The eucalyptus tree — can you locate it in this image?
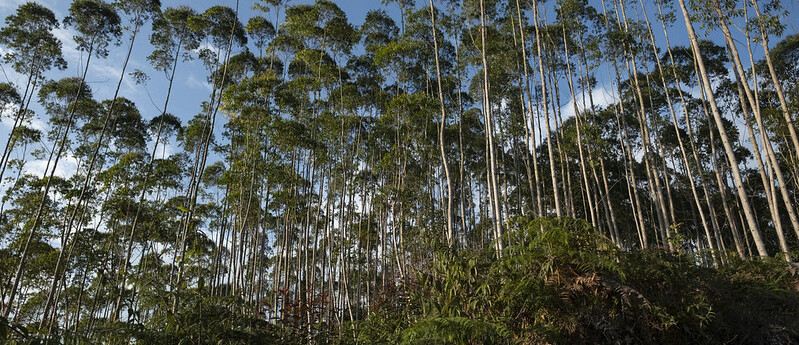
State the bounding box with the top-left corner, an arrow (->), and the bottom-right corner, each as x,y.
707,0 -> 799,253
0,174 -> 66,322
694,0 -> 794,252
173,3 -> 246,312
676,0 -> 770,257
563,0 -> 621,243
53,97 -> 150,327
38,0 -> 160,326
529,0 -> 562,221
3,76 -> 97,320
554,0 -> 602,231
3,0 -> 122,319
217,58 -> 271,304
358,8 -> 399,303
428,0 -> 454,247
510,0 -> 544,220
461,0 -> 504,257
595,0 -> 654,249
247,16 -> 276,58
0,2 -> 67,189
717,2 -> 798,257
112,6 -> 203,320
43,97 -> 151,333
662,38 -> 751,257
324,9 -> 360,328
270,0 -> 361,329
371,6 -> 418,283
637,0 -> 722,259
609,0 -> 675,250
746,0 -> 799,168
751,33 -> 799,199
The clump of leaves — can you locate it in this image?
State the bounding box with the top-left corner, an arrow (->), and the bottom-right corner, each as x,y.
345,217 -> 799,345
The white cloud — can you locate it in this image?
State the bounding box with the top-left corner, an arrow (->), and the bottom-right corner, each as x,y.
1,104 -> 19,120
88,63 -> 122,83
24,152 -> 79,179
559,84 -> 617,120
0,105 -> 48,133
194,42 -> 220,56
146,139 -> 176,159
186,73 -> 212,91
0,0 -> 61,14
27,117 -> 47,132
1,114 -> 48,133
52,27 -> 82,66
0,0 -> 24,11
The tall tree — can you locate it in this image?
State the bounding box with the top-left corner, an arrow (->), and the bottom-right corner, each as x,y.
0,3 -> 67,190
3,0 -> 121,318
675,0 -> 768,256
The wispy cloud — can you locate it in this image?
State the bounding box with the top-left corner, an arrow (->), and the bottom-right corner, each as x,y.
1,104 -> 18,120
146,139 -> 176,159
0,106 -> 47,132
186,73 -> 212,91
27,117 -> 47,132
559,84 -> 617,120
0,0 -> 62,15
0,0 -> 25,12
24,152 -> 79,179
52,27 -> 82,68
50,26 -> 146,103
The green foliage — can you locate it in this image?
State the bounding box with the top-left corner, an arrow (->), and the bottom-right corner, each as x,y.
148,6 -> 202,74
120,292 -> 301,345
401,316 -> 510,345
64,0 -> 123,57
3,1 -> 799,344
346,217 -> 799,344
0,2 -> 67,76
0,315 -> 48,345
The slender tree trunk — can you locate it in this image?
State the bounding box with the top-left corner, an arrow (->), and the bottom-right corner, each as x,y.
532,0 -> 561,218
479,0 -> 503,256
514,0 -> 543,218
675,0 -> 768,257
4,38 -> 97,318
749,0 -> 799,165
44,24 -> 143,325
560,25 -> 597,228
429,0 -> 454,247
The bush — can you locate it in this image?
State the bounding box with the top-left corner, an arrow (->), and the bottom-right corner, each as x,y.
346,217 -> 799,345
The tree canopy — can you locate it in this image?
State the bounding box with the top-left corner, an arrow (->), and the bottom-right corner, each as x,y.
1,0 -> 799,344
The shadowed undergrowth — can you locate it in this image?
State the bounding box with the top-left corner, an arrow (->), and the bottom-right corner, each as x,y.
2,217 -> 798,344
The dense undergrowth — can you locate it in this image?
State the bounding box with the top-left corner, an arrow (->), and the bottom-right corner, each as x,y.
3,218 -> 798,344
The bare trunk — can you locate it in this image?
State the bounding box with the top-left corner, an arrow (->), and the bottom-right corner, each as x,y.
676,0 -> 768,256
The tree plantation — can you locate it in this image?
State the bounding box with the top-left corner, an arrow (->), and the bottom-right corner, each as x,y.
1,0 -> 799,343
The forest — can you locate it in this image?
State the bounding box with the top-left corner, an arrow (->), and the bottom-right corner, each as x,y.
1,0 -> 799,343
